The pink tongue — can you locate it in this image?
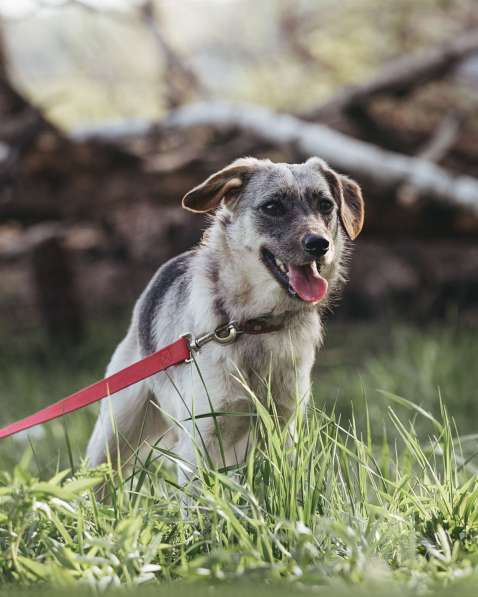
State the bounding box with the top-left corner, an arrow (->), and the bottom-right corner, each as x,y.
288,264 -> 328,303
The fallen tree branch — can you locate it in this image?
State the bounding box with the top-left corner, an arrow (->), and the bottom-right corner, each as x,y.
304,28 -> 478,121
161,101 -> 478,215
415,111 -> 464,163
71,118 -> 154,143
398,110 -> 464,205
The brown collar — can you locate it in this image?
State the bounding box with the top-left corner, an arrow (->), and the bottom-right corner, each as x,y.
188,312 -> 292,353
238,312 -> 290,335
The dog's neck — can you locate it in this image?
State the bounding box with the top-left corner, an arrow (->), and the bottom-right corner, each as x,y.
195,219 -> 313,329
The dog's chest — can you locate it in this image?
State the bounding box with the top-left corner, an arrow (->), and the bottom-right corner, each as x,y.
230,323 -> 319,402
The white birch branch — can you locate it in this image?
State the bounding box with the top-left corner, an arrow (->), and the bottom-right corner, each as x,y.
161,101 -> 478,215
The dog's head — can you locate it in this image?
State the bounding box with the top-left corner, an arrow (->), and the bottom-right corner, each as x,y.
182,157 -> 364,309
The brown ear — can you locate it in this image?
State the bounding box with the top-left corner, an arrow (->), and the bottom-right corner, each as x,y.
322,167 -> 365,240
182,157 -> 259,213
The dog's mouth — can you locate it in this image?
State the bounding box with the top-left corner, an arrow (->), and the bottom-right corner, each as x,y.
260,247 -> 328,303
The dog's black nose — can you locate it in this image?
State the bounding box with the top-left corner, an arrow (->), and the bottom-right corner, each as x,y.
303,234 -> 330,257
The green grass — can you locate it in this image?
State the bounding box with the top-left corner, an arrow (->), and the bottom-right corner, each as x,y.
317,322 -> 478,437
1,320 -> 478,595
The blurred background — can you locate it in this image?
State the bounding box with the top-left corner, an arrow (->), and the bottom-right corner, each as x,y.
0,0 -> 477,471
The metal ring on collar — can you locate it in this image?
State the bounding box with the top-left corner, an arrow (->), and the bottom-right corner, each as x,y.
213,322 -> 239,344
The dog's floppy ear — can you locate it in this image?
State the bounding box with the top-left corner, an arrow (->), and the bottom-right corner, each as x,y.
182,157 -> 260,213
317,161 -> 365,240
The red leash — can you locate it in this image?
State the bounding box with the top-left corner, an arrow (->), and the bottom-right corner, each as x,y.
0,316 -> 281,440
0,336 -> 190,440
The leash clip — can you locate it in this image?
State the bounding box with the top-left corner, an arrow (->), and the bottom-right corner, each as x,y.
211,321 -> 239,345
184,321 -> 240,361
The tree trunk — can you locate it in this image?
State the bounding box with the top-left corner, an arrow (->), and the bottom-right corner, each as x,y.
30,229 -> 84,344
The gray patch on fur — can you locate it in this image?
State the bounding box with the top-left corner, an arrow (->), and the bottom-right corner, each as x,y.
214,296 -> 230,322
207,261 -> 219,285
206,260 -> 230,321
138,251 -> 192,354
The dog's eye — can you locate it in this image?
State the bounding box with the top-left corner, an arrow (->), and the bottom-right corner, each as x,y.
318,199 -> 334,214
260,200 -> 286,217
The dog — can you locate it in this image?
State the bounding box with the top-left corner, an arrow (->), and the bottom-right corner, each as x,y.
86,156 -> 364,482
